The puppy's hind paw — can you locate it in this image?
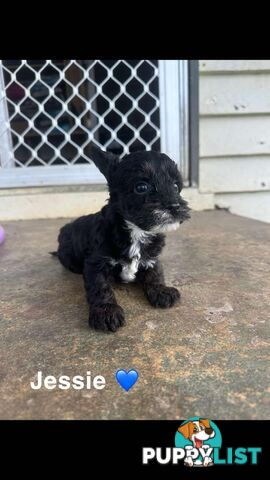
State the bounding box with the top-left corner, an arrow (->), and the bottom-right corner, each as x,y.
89,303 -> 125,332
146,285 -> 180,308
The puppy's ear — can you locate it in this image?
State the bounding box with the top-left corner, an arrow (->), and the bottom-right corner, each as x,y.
89,144 -> 120,180
200,418 -> 211,429
178,422 -> 191,439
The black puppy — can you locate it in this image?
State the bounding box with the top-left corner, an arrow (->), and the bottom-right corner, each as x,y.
54,146 -> 190,332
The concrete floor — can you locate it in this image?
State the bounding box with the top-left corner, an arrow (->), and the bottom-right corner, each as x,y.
0,211 -> 269,420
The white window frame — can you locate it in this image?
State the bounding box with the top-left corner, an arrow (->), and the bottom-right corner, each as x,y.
159,60 -> 189,184
0,60 -> 189,188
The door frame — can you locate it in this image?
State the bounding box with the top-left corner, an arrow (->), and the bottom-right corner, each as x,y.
0,60 -> 199,188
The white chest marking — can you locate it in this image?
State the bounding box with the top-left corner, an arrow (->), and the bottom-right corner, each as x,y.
117,221 -> 156,283
120,257 -> 140,282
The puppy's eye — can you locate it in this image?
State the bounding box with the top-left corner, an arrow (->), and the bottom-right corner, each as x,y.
173,183 -> 179,192
134,182 -> 150,194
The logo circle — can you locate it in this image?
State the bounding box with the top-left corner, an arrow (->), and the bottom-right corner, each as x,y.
175,417 -> 222,449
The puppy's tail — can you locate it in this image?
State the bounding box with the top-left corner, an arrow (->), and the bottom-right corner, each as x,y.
49,251 -> 58,257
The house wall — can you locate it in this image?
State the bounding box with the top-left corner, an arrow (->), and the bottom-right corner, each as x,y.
0,186 -> 213,221
199,60 -> 270,223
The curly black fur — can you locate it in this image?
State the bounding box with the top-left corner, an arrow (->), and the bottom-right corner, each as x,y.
54,145 -> 190,332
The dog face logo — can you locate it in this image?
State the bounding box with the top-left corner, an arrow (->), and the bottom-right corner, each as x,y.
178,418 -> 215,449
175,417 -> 222,467
143,419 -> 261,467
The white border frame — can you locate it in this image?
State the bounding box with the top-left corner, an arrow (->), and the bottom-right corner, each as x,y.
0,65 -> 14,169
0,164 -> 105,188
159,60 -> 189,184
0,60 -> 189,188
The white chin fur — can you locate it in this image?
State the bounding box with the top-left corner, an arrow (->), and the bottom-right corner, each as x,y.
125,219 -> 180,235
151,222 -> 180,233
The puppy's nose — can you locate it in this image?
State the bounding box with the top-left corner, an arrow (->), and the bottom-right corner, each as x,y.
205,428 -> 213,435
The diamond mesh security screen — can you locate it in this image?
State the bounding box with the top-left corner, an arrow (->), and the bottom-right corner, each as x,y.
0,60 -> 190,188
0,60 -> 160,169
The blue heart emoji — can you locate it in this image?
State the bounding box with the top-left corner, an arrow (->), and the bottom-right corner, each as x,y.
115,369 -> 139,391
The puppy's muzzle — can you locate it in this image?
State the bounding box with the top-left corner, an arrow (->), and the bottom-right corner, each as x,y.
166,204 -> 181,214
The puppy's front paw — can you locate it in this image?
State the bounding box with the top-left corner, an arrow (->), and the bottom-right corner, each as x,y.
146,285 -> 180,308
203,456 -> 213,467
184,457 -> 194,467
89,303 -> 125,332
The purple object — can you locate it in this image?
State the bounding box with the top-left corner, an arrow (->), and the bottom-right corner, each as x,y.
0,225 -> 5,245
